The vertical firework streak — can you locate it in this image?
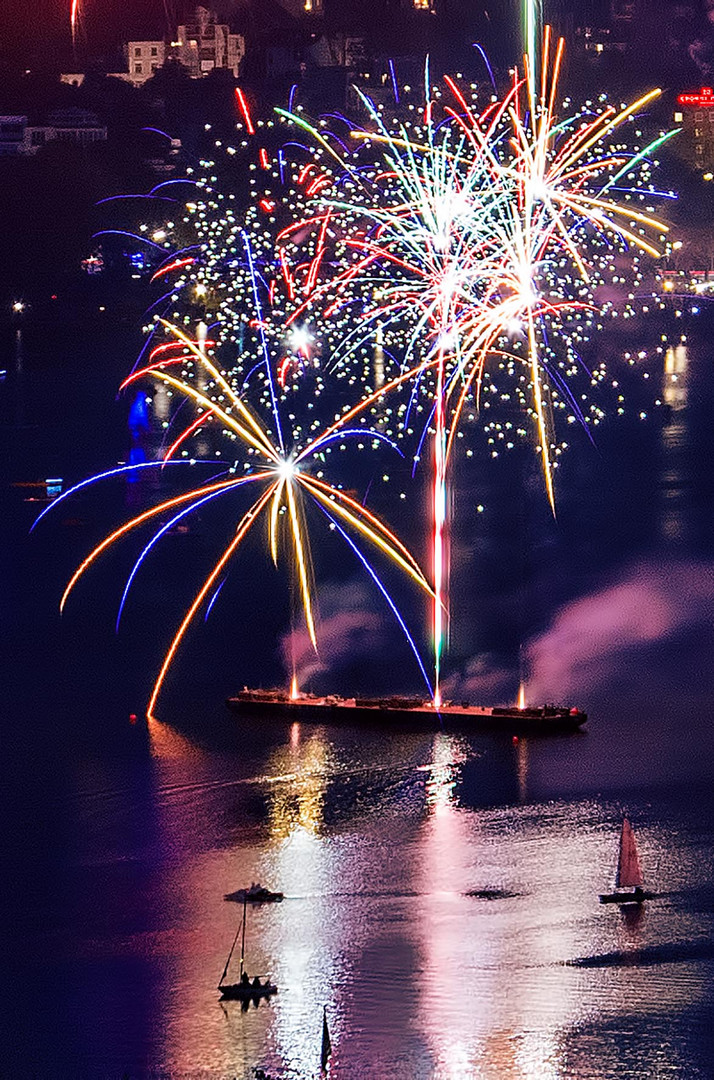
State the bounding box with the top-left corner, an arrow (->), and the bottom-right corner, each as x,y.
432,345 -> 447,707
70,0 -> 80,48
523,0 -> 542,95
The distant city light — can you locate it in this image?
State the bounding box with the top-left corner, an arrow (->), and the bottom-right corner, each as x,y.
677,87 -> 714,107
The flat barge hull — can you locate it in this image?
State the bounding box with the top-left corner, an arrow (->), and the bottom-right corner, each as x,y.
227,695 -> 587,735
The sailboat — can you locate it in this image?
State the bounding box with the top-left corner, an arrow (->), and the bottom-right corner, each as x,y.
599,818 -> 654,904
218,898 -> 278,1000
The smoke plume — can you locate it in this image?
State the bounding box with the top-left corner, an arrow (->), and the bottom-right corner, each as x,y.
280,579 -> 386,687
446,558 -> 714,705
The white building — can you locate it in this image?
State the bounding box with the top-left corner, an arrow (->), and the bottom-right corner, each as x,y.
114,9 -> 244,86
173,7 -> 244,78
125,41 -> 166,86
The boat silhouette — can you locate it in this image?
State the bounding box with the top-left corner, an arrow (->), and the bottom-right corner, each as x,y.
599,818 -> 654,905
218,897 -> 278,1001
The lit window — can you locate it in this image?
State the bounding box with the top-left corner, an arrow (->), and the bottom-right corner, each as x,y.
674,111 -> 683,122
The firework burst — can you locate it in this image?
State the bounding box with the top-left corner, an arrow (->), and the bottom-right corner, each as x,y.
38,321 -> 433,719
273,33 -> 673,701
67,33 -> 674,710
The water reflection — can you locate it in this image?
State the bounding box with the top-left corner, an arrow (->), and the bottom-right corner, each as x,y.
423,732 -> 464,816
418,735 -> 479,1077
659,342 -> 690,544
262,727 -> 343,1076
266,725 -> 330,842
516,737 -> 529,804
14,327 -> 24,429
29,714 -> 714,1079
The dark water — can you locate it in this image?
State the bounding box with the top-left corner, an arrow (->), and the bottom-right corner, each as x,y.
2,306 -> 714,1078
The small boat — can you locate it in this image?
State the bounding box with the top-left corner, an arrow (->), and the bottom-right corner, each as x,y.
224,882 -> 284,904
218,898 -> 278,1001
599,818 -> 654,905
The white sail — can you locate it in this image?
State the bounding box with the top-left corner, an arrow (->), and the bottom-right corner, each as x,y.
616,818 -> 643,889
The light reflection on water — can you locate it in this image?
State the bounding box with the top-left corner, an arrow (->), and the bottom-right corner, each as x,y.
45,720 -> 713,1079
660,343 -> 690,545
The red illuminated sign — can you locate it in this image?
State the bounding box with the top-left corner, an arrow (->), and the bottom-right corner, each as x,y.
678,87 -> 714,107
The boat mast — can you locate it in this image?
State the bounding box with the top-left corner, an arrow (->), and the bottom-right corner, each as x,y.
219,914 -> 243,987
239,895 -> 247,979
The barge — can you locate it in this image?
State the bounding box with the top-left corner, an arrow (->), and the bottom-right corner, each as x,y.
227,689 -> 587,734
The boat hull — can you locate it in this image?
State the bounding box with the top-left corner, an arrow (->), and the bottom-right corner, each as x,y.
219,982 -> 278,1000
599,889 -> 654,905
224,890 -> 283,904
227,693 -> 587,735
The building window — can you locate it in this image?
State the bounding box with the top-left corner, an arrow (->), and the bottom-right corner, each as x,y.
134,47 -> 142,57
151,46 -> 158,56
134,63 -> 143,74
151,63 -> 158,72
